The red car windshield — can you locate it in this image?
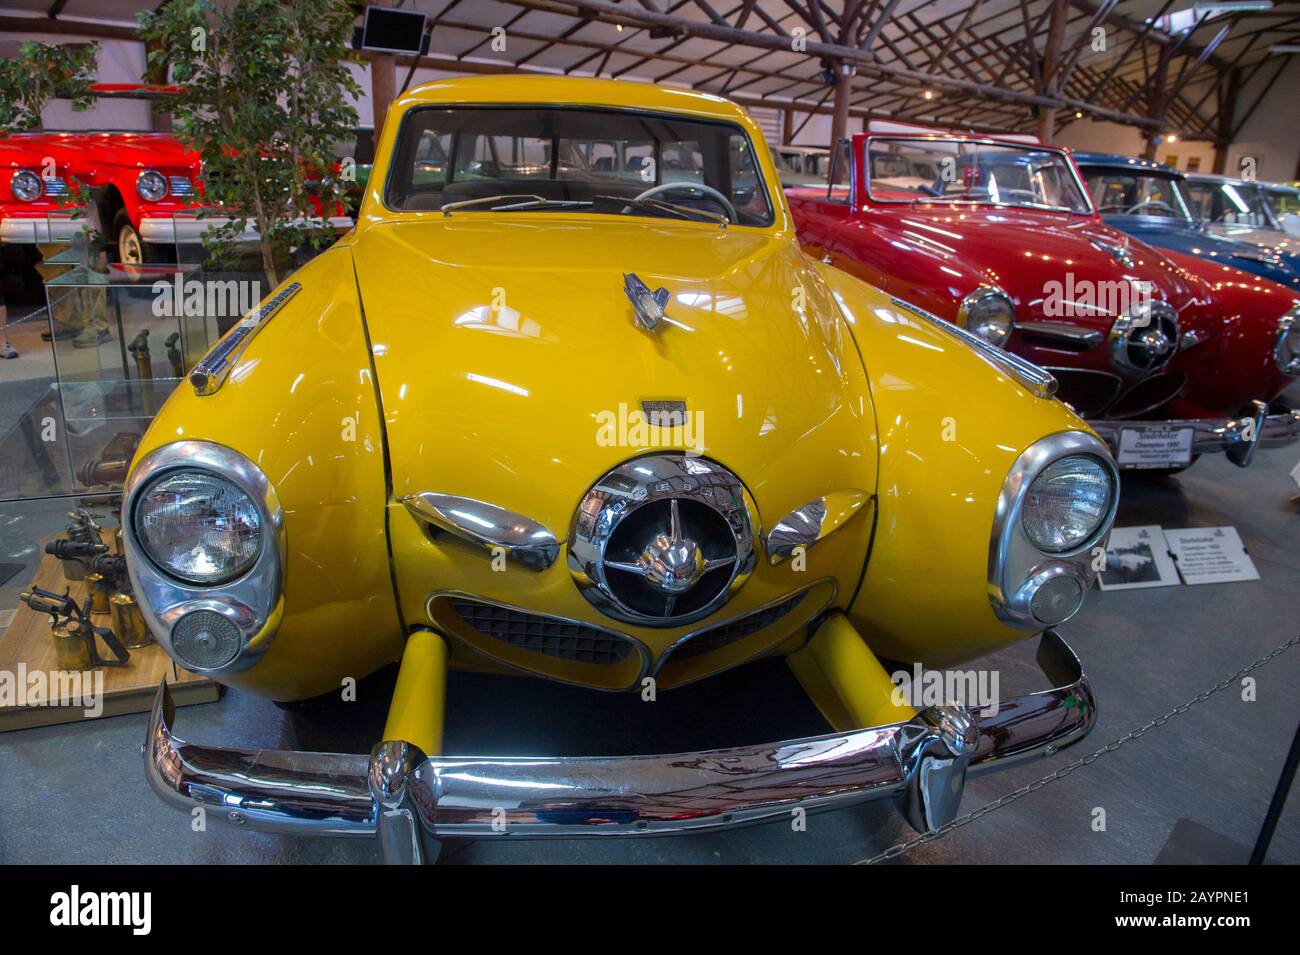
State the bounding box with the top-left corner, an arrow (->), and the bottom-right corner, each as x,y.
866,137 -> 1091,213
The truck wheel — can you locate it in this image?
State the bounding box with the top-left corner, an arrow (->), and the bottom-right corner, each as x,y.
112,211 -> 171,264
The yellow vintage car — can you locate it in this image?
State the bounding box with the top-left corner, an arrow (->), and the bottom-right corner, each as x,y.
130,76 -> 1118,863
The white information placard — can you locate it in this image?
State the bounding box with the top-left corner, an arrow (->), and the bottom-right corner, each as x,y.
1097,525 -> 1180,591
1164,526 -> 1260,586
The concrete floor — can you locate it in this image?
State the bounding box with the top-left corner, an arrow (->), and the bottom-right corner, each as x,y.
1,397 -> 1298,864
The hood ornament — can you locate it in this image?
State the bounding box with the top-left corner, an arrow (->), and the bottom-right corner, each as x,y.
1089,236 -> 1135,269
624,273 -> 670,332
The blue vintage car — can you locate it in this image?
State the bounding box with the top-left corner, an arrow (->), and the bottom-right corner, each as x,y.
1072,152 -> 1300,292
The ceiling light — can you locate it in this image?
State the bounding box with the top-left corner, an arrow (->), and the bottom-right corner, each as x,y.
1270,44 -> 1300,53
1193,1 -> 1273,12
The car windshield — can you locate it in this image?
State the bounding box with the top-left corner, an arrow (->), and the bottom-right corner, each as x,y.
1081,169 -> 1193,221
1187,179 -> 1274,228
865,137 -> 1090,213
385,106 -> 774,226
1263,185 -> 1300,219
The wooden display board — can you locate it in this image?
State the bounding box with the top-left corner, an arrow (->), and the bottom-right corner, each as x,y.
0,532 -> 218,731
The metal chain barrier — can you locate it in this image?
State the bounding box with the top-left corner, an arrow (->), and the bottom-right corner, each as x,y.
856,635 -> 1300,865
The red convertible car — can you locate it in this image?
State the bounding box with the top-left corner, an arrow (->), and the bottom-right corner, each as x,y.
789,128 -> 1300,472
0,132 -> 353,263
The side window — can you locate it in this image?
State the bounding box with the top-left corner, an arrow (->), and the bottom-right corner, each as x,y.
826,139 -> 852,204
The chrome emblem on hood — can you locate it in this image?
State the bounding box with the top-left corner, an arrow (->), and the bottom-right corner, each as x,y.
1089,236 -> 1135,269
624,273 -> 670,332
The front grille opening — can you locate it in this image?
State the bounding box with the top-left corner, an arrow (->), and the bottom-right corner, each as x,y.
449,598 -> 632,665
1110,371 -> 1187,418
671,592 -> 807,662
604,497 -> 735,618
1050,368 -> 1123,417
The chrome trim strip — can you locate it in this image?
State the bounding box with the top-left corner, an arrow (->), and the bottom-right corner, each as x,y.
987,431 -> 1119,630
402,492 -> 559,571
143,630 -> 1094,858
425,592 -> 652,691
766,491 -> 869,564
1016,320 -> 1104,348
189,282 -> 301,396
123,441 -> 285,675
890,296 -> 1059,399
1088,404 -> 1300,469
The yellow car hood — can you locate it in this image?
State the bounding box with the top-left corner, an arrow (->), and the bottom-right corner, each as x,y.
351,214 -> 878,554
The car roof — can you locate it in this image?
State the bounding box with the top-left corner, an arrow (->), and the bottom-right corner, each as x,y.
1183,171 -> 1258,187
396,75 -> 753,125
774,145 -> 829,154
1071,152 -> 1181,176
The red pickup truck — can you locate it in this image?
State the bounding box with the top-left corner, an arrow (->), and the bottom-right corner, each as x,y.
0,132 -> 353,262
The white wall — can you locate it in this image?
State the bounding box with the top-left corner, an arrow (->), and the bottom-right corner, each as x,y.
10,35 -> 155,130
1227,56 -> 1300,182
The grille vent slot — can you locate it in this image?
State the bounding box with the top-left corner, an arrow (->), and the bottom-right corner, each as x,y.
449,598 -> 633,665
669,591 -> 807,662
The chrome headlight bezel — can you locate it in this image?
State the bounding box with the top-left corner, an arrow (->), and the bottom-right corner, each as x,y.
958,286 -> 1015,348
123,441 -> 284,675
1275,306 -> 1300,376
988,431 -> 1119,630
136,168 -> 168,201
10,169 -> 42,201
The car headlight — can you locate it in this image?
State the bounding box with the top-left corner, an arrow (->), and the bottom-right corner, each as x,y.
1020,454 -> 1114,553
10,170 -> 42,201
959,286 -> 1014,347
1275,306 -> 1300,376
136,169 -> 168,201
134,470 -> 263,584
990,433 -> 1118,630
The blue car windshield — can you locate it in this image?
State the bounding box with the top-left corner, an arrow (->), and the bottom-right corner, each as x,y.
1082,169 -> 1194,222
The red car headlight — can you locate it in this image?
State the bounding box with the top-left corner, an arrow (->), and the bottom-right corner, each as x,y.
10,170 -> 42,201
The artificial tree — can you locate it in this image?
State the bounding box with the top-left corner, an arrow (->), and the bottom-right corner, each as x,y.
137,0 -> 361,286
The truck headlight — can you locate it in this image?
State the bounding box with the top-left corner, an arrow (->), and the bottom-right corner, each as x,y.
11,170 -> 42,201
958,286 -> 1014,347
134,470 -> 263,584
136,169 -> 168,201
1020,455 -> 1114,553
1275,306 -> 1300,376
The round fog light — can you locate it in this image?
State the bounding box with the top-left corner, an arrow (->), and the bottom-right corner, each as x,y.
1029,575 -> 1084,626
172,610 -> 242,670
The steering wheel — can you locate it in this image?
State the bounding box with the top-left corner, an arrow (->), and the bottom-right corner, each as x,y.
633,182 -> 738,222
1125,199 -> 1179,216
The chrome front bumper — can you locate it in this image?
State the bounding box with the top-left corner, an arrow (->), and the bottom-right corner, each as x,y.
140,215 -> 354,245
145,630 -> 1095,863
1089,400 -> 1300,469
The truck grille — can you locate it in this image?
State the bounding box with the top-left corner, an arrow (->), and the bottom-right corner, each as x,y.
449,597 -> 633,665
169,177 -> 193,196
667,591 -> 807,663
42,177 -> 68,197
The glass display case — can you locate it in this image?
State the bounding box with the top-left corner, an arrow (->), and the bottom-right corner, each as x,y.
0,237 -> 208,501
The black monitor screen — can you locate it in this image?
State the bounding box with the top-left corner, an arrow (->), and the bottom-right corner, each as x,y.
361,7 -> 427,54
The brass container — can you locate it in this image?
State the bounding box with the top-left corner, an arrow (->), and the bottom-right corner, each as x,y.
61,558 -> 87,582
53,621 -> 92,671
85,573 -> 111,615
112,527 -> 125,556
110,592 -> 153,649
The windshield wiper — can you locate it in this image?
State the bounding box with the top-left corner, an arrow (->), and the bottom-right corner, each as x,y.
596,195 -> 728,228
441,194 -> 591,216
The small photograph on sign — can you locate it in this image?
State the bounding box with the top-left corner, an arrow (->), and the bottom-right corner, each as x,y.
1164,526 -> 1260,586
1097,525 -> 1180,591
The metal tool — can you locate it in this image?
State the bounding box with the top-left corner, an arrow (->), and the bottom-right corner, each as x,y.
20,587 -> 131,668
